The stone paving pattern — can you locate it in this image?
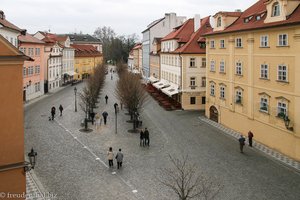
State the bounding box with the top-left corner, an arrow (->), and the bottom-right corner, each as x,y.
24,68 -> 300,200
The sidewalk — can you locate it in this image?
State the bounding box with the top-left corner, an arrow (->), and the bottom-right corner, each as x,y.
199,116 -> 300,172
26,171 -> 52,200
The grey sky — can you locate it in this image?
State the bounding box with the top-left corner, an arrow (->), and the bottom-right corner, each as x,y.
2,0 -> 257,39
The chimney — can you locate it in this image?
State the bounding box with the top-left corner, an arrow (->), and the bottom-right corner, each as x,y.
0,10 -> 5,20
194,14 -> 201,32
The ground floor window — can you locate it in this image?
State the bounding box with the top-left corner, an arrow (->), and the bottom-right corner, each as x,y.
190,97 -> 196,104
202,97 -> 206,104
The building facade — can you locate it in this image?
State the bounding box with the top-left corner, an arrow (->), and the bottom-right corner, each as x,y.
0,34 -> 30,199
132,43 -> 143,73
205,0 -> 300,160
149,38 -> 161,79
62,34 -> 103,53
142,13 -> 186,79
19,33 -> 45,101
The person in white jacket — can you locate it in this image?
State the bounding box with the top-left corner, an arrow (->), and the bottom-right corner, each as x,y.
107,147 -> 114,167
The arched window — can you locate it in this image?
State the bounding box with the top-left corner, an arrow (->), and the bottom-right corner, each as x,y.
272,2 -> 280,17
217,17 -> 222,27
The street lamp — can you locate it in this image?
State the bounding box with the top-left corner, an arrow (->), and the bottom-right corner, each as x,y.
114,103 -> 119,134
25,148 -> 37,172
74,87 -> 77,112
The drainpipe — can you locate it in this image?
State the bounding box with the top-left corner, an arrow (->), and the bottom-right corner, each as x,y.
179,53 -> 183,103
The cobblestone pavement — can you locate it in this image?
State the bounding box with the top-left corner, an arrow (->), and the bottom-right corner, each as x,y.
25,69 -> 300,200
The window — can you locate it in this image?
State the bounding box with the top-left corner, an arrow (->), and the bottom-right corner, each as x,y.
278,34 -> 287,46
260,97 -> 268,112
220,39 -> 225,48
260,64 -> 268,79
35,48 -> 40,56
23,67 -> 26,77
202,97 -> 206,104
277,102 -> 287,118
201,77 -> 206,87
22,48 -> 26,54
190,58 -> 196,67
190,97 -> 196,105
272,2 -> 280,17
190,77 -> 196,89
217,17 -> 222,27
236,62 -> 242,75
210,40 -> 215,48
236,38 -> 242,48
260,35 -> 269,47
220,86 -> 225,99
220,61 -> 225,73
210,83 -> 215,96
235,90 -> 242,104
210,60 -> 215,72
35,65 -> 40,74
278,65 -> 287,81
201,58 -> 206,68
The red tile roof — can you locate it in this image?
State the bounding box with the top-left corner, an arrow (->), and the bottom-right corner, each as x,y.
205,0 -> 300,36
161,19 -> 194,43
213,11 -> 242,18
19,33 -> 45,44
0,11 -> 26,34
132,43 -> 142,50
71,44 -> 102,57
175,16 -> 212,54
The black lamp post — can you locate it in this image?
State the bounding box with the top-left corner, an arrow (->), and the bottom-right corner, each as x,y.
114,103 -> 119,134
25,148 -> 37,171
74,87 -> 77,112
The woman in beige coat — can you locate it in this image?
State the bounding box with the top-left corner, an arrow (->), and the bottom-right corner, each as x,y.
107,147 -> 114,167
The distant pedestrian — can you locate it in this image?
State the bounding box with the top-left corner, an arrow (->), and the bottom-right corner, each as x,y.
248,131 -> 254,147
105,95 -> 108,104
102,111 -> 108,125
107,147 -> 114,168
144,128 -> 150,146
115,149 -> 124,169
51,106 -> 56,120
59,105 -> 63,116
120,102 -> 123,110
95,113 -> 100,129
140,129 -> 145,146
111,74 -> 113,80
90,112 -> 95,125
238,135 -> 246,153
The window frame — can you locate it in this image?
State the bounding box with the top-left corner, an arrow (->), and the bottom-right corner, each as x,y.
236,38 -> 242,48
190,58 -> 196,68
210,40 -> 215,48
210,60 -> 215,72
190,97 -> 196,105
210,83 -> 215,96
260,64 -> 269,79
272,2 -> 280,17
220,39 -> 225,48
278,34 -> 288,46
277,64 -> 288,82
220,60 -> 225,73
260,35 -> 269,47
236,61 -> 243,75
220,86 -> 225,99
260,97 -> 269,113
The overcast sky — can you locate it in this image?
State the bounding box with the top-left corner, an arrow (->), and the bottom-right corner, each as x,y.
2,0 -> 257,40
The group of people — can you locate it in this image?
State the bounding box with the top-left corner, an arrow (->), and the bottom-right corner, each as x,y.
238,131 -> 254,153
140,128 -> 150,147
50,105 -> 64,120
107,147 -> 123,169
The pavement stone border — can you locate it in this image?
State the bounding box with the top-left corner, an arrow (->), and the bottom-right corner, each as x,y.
26,171 -> 51,200
199,116 -> 300,172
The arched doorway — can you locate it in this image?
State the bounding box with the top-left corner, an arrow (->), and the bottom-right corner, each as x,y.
209,106 -> 218,123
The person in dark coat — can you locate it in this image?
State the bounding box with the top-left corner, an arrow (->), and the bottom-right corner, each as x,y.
59,105 -> 63,116
140,129 -> 145,146
105,95 -> 108,104
115,149 -> 124,169
51,106 -> 56,120
102,111 -> 108,125
238,135 -> 246,153
248,131 -> 254,147
144,128 -> 150,146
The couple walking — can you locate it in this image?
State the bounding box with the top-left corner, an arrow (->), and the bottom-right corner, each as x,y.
50,105 -> 64,120
107,147 -> 123,169
238,131 -> 254,153
140,128 -> 150,147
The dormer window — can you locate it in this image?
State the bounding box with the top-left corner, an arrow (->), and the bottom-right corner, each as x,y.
272,2 -> 280,17
217,17 -> 222,27
256,15 -> 261,21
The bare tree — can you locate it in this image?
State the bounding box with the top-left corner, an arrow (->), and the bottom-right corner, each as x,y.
115,71 -> 148,131
157,154 -> 223,200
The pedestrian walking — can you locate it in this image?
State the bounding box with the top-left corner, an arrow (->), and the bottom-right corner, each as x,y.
115,149 -> 124,169
105,95 -> 108,104
238,135 -> 246,153
140,129 -> 145,146
144,128 -> 150,146
111,74 -> 113,80
102,111 -> 108,125
120,102 -> 123,110
90,112 -> 95,125
107,147 -> 114,168
51,106 -> 56,120
59,105 -> 63,116
95,113 -> 100,130
248,131 -> 254,147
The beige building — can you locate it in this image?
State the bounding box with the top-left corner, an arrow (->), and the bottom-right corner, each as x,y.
157,16 -> 212,110
132,43 -> 142,73
149,38 -> 161,79
205,0 -> 300,160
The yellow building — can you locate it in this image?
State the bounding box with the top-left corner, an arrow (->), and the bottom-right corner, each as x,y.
205,0 -> 300,160
71,44 -> 103,80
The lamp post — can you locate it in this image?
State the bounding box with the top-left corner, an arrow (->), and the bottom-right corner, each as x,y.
114,103 -> 119,134
74,87 -> 77,112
